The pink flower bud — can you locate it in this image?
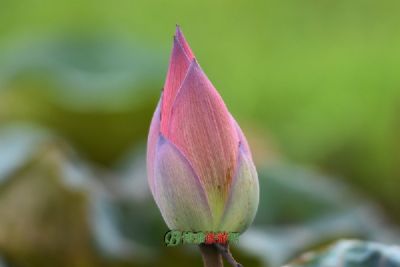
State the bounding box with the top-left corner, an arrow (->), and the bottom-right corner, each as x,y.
147,26 -> 259,233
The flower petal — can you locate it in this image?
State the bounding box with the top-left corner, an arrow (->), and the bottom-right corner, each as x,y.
154,136 -> 213,231
175,25 -> 195,59
161,37 -> 191,135
218,144 -> 259,232
231,115 -> 253,160
168,60 -> 239,223
146,98 -> 161,196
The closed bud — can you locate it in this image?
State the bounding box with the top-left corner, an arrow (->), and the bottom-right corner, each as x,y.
147,26 -> 259,233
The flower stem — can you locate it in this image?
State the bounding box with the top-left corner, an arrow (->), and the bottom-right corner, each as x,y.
199,244 -> 224,267
215,244 -> 243,267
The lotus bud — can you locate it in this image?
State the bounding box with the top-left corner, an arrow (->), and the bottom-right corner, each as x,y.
147,26 -> 259,233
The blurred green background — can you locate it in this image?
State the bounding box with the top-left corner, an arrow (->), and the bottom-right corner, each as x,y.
0,0 -> 399,266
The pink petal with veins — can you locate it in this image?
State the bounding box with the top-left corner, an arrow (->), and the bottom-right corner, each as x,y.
161,37 -> 192,135
169,60 -> 239,221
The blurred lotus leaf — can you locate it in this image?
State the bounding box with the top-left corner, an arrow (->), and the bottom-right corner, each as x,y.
0,137 -> 95,266
98,147 -> 400,267
88,145 -> 164,259
0,125 -> 154,266
285,239 -> 400,267
0,34 -> 163,165
0,125 -> 212,267
0,124 -> 50,184
0,124 -> 399,267
238,165 -> 400,267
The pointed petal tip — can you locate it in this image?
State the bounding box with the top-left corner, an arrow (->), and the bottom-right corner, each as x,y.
173,26 -> 183,45
173,25 -> 195,59
172,35 -> 179,48
191,57 -> 198,64
186,58 -> 201,73
182,58 -> 212,88
175,24 -> 182,37
171,35 -> 191,61
175,24 -> 182,34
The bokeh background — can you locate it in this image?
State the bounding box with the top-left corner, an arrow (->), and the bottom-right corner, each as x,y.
0,0 -> 399,266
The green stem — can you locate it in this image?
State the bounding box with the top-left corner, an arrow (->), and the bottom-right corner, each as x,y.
199,244 -> 224,267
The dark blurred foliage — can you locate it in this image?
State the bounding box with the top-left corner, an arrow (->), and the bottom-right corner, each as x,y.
0,1 -> 399,266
